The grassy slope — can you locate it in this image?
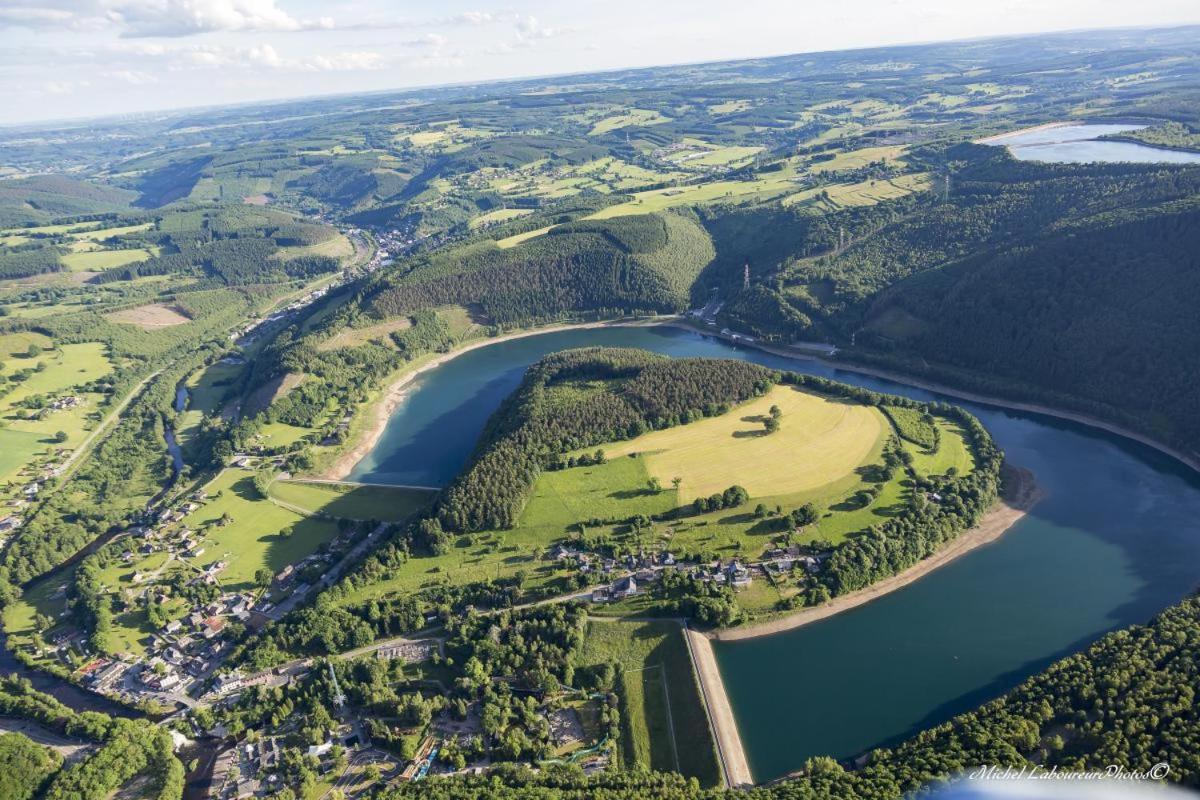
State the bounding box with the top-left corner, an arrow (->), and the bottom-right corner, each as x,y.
268,480 -> 434,522
575,619 -> 721,787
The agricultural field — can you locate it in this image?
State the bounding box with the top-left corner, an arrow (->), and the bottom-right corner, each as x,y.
575,618 -> 720,786
171,468 -> 344,593
589,109 -> 671,136
468,208 -> 533,229
590,386 -> 886,500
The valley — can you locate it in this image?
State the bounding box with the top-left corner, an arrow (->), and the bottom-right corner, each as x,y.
1,21 -> 1200,800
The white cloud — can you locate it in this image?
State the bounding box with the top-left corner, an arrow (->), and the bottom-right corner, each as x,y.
113,0 -> 333,38
104,67 -> 157,83
42,78 -> 90,95
171,42 -> 384,72
0,0 -> 335,37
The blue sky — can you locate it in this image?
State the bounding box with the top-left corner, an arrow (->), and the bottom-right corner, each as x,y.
0,0 -> 1197,126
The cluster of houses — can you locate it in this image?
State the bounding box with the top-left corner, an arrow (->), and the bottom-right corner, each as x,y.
211,735 -> 285,799
0,446 -> 72,540
549,541 -> 827,603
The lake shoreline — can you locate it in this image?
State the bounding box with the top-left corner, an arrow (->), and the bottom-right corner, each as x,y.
972,120 -> 1071,143
710,464 -> 1041,642
320,317 -> 673,481
328,314 -> 1200,485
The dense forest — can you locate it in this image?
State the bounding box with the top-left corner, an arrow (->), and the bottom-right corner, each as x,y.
0,675 -> 184,800
364,212 -> 713,326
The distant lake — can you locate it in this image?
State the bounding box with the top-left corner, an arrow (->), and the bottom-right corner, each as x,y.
988,123 -> 1200,164
354,326 -> 1200,783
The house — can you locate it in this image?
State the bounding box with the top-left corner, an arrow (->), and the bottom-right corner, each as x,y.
0,516 -> 22,532
164,620 -> 183,635
201,617 -> 226,639
612,576 -> 638,598
728,562 -> 751,588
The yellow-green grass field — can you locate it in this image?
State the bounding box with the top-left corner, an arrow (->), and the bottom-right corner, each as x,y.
0,341 -> 112,461
808,145 -> 906,173
588,109 -> 670,136
784,173 -> 931,210
268,480 -> 435,522
59,247 -> 157,272
469,208 -> 533,230
496,226 -> 553,249
575,619 -> 720,786
2,576 -> 75,665
256,421 -> 316,449
591,386 -> 886,500
273,232 -> 354,262
0,331 -> 53,357
318,317 -> 412,351
0,428 -> 47,483
911,418 -> 976,478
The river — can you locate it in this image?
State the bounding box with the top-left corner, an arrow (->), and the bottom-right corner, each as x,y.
348,325 -> 1200,783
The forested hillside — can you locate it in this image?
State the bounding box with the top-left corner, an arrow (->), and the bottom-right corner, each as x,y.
705,143 -> 1200,456
859,203 -> 1200,455
364,212 -> 714,325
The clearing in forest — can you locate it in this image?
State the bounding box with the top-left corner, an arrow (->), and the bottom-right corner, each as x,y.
106,303 -> 192,329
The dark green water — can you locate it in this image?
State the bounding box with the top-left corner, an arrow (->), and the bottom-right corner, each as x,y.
350,326 -> 1200,782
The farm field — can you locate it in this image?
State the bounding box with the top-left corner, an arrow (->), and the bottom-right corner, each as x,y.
590,386 -> 887,500
589,109 -> 670,135
268,480 -> 434,522
468,208 -> 533,229
0,342 -> 112,410
318,317 -> 412,351
59,247 -> 157,271
575,618 -> 720,786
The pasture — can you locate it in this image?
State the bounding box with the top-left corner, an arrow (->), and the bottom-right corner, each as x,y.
0,342 -> 112,410
575,618 -> 720,786
174,468 -> 342,593
591,386 -> 886,500
588,109 -> 670,136
59,247 -> 156,272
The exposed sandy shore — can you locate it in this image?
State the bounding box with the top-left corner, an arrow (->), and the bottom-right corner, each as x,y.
711,464 -> 1041,642
320,317 -> 670,480
973,121 -> 1071,144
684,626 -> 754,789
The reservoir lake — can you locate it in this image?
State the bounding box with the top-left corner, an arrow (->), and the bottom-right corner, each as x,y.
990,122 -> 1200,164
350,325 -> 1200,782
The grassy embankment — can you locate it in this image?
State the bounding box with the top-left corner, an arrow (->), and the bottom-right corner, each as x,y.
575,618 -> 721,787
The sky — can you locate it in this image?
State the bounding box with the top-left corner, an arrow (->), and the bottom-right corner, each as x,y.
0,0 -> 1198,126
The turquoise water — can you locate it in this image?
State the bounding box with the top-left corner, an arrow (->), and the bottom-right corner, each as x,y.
351,326 -> 1200,782
993,123 -> 1200,164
